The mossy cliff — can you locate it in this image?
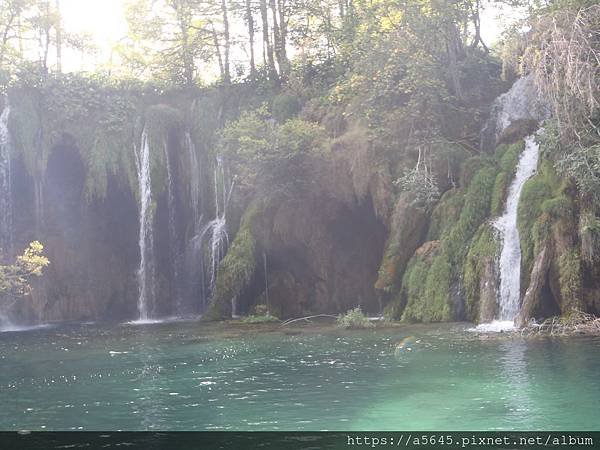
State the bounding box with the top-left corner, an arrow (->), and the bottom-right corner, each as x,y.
377,134 -> 586,324
2,73 -> 597,326
2,76 -> 266,323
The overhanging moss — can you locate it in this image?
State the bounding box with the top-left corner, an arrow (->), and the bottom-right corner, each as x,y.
427,188 -> 465,240
496,141 -> 524,173
401,249 -> 452,322
517,160 -> 564,286
558,249 -> 582,312
6,76 -> 201,202
143,104 -> 184,197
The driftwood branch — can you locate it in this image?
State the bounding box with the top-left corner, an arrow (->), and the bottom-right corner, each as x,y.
279,314 -> 338,327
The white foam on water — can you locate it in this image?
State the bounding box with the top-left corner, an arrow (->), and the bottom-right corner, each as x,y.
0,324 -> 54,333
469,320 -> 515,333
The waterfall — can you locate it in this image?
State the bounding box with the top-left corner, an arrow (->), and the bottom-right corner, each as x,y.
134,128 -> 156,322
207,157 -> 233,295
187,156 -> 233,309
0,103 -> 12,257
476,135 -> 541,332
181,135 -> 233,314
186,132 -> 201,224
164,140 -> 182,313
0,102 -> 14,330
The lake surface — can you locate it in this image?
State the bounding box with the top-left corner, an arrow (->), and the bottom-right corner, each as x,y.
0,321 -> 599,431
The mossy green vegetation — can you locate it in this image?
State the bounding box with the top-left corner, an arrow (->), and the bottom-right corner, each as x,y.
427,189 -> 465,241
5,75 -> 210,202
558,249 -> 583,312
240,313 -> 280,324
401,250 -> 452,323
517,159 -> 566,286
463,224 -> 499,321
144,104 -> 183,196
390,157 -> 500,322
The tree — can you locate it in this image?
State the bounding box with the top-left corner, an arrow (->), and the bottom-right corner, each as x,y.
0,241 -> 50,298
124,0 -> 215,85
0,0 -> 34,69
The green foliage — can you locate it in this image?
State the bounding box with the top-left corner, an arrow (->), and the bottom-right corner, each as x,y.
7,76 -> 144,199
272,94 -> 301,123
218,107 -> 326,199
401,251 -> 452,323
240,313 -> 280,324
427,189 -> 465,240
0,241 -> 50,297
394,159 -> 498,323
497,141 -> 524,173
337,307 -> 374,329
491,172 -> 508,216
517,161 -> 560,277
490,141 -> 526,216
444,165 -> 497,264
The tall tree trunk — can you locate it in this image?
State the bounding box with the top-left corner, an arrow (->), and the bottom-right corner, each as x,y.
260,0 -> 277,80
55,0 -> 62,73
269,0 -> 285,77
277,0 -> 288,72
0,11 -> 17,68
245,0 -> 257,78
221,0 -> 231,83
211,23 -> 225,81
469,0 -> 488,53
180,16 -> 194,85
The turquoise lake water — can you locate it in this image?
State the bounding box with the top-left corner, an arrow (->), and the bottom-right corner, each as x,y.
0,321 -> 599,431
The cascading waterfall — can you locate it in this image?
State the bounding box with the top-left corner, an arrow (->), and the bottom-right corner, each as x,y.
182,135 -> 233,314
0,102 -> 12,256
186,132 -> 202,224
479,134 -> 540,332
0,102 -> 14,330
134,127 -> 156,322
164,140 -> 182,312
181,133 -> 208,313
201,158 -> 233,294
207,157 -> 234,294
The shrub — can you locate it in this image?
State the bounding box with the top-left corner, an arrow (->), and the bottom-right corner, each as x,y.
272,93 -> 301,122
241,314 -> 280,324
337,307 -> 374,329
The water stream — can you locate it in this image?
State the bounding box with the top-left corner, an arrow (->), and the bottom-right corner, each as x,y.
479,135 -> 540,332
0,102 -> 14,330
0,102 -> 12,257
134,128 -> 156,322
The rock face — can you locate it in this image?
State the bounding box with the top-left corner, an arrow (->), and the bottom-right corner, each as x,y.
10,146 -> 140,323
516,243 -> 552,328
481,76 -> 551,151
267,193 -> 386,316
207,135 -> 390,319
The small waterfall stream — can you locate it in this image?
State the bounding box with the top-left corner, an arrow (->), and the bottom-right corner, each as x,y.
134,127 -> 156,322
0,102 -> 14,330
477,135 -> 540,332
197,157 -> 233,299
495,135 -> 540,322
0,103 -> 12,256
